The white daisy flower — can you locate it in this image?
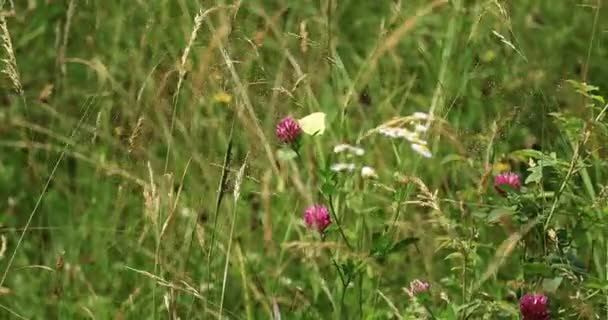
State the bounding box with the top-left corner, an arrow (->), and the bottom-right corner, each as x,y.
412,112 -> 431,120
404,134 -> 427,145
330,163 -> 356,172
378,127 -> 418,140
414,124 -> 428,133
411,143 -> 432,158
360,166 -> 378,179
333,144 -> 365,156
378,127 -> 406,138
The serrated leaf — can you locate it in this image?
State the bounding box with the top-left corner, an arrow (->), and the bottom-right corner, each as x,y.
298,112 -> 326,136
525,166 -> 543,184
590,94 -> 605,104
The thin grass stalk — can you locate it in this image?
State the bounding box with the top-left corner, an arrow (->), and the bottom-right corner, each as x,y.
164,8 -> 206,172
219,157 -> 247,318
0,98 -> 95,287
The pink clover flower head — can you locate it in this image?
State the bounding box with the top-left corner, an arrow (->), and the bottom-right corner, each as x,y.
276,116 -> 301,144
520,293 -> 550,320
408,279 -> 430,296
304,204 -> 331,233
494,172 -> 521,194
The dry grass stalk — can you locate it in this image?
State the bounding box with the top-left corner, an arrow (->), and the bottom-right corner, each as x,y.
0,140 -> 146,185
125,266 -> 205,301
144,162 -> 160,226
128,116 -> 145,153
219,157 -> 248,318
0,235 -> 6,260
233,155 -> 248,202
176,8 -> 206,94
58,0 -> 76,76
165,7 -> 216,171
0,13 -> 21,94
158,158 -> 192,242
342,0 -> 447,109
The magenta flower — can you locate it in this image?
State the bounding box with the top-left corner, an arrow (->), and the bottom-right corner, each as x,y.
520,293 -> 549,320
276,116 -> 301,144
494,172 -> 521,194
304,204 -> 331,233
407,279 -> 430,296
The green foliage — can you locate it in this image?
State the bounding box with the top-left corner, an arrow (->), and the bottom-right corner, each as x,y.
0,0 -> 607,319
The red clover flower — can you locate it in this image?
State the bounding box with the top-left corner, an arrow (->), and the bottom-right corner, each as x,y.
520,293 -> 550,320
304,204 -> 331,233
407,279 -> 430,296
276,116 -> 302,144
494,172 -> 521,194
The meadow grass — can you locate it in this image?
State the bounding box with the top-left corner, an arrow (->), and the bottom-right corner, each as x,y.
0,0 -> 607,319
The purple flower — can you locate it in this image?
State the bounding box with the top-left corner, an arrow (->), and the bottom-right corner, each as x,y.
520,293 -> 550,320
494,172 -> 521,194
304,204 -> 331,233
408,279 -> 430,296
276,116 -> 301,144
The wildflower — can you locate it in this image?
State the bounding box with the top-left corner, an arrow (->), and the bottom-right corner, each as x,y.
406,279 -> 430,296
212,92 -> 232,104
377,120 -> 434,159
494,172 -> 521,194
304,204 -> 331,233
360,166 -> 378,179
330,163 -> 356,172
412,112 -> 430,120
333,144 -> 365,156
519,293 -> 550,320
407,136 -> 427,145
411,143 -> 432,158
378,127 -> 405,138
492,161 -> 512,173
276,116 -> 302,144
378,127 -> 417,140
414,124 -> 428,133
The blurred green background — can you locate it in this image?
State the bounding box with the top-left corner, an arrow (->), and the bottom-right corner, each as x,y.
0,0 -> 606,319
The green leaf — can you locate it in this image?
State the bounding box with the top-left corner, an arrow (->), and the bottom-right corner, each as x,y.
370,232 -> 392,262
525,166 -> 543,184
542,277 -> 563,293
566,79 -> 599,95
590,94 -> 605,104
585,278 -> 608,290
457,300 -> 482,316
444,252 -> 464,261
523,262 -> 553,276
487,207 -> 515,223
298,112 -> 326,136
388,237 -> 420,253
510,149 -> 544,160
371,232 -> 389,251
440,154 -> 469,165
548,253 -> 587,274
276,148 -> 297,161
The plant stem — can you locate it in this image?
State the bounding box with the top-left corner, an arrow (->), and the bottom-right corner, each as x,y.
328,194 -> 353,250
339,274 -> 351,320
218,200 -> 239,318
